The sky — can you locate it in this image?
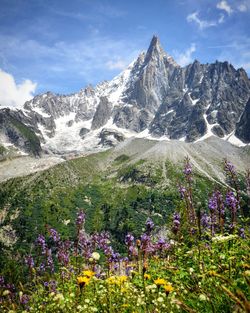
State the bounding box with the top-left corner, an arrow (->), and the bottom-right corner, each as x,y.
0,0 -> 250,107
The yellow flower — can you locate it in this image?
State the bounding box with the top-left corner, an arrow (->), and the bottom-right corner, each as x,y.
106,276 -> 116,285
164,284 -> 174,294
144,273 -> 151,280
154,278 -> 167,286
83,270 -> 95,278
77,276 -> 90,287
119,275 -> 128,283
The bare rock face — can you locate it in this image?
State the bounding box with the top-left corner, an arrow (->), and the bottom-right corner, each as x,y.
235,97 -> 250,143
0,108 -> 41,156
91,97 -> 112,130
99,129 -> 125,147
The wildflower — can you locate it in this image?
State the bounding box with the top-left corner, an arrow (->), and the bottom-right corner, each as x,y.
83,270 -> 95,278
36,234 -> 46,254
178,185 -> 186,199
3,289 -> 10,296
54,293 -> 64,302
212,234 -> 237,243
125,233 -> 134,245
172,212 -> 181,235
25,255 -> 34,269
76,210 -> 85,227
146,218 -> 154,234
91,252 -> 100,261
164,284 -> 174,295
238,228 -> 246,239
224,160 -> 236,175
77,276 -> 90,288
0,276 -> 4,286
144,273 -> 151,280
157,296 -> 164,303
119,276 -> 128,283
183,157 -> 192,176
48,228 -> 60,243
199,294 -> 207,301
106,276 -> 116,285
154,278 -> 167,286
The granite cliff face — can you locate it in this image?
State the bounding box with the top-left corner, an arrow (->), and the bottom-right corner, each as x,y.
0,108 -> 41,156
0,36 -> 249,155
235,97 -> 250,143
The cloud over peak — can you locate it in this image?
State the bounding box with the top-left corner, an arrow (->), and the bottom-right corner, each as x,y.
174,43 -> 196,67
187,12 -> 217,30
0,69 -> 37,108
216,1 -> 233,15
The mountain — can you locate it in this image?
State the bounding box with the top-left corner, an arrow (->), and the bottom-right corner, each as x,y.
0,35 -> 250,155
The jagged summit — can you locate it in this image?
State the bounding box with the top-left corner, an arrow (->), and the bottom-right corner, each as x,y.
144,35 -> 179,67
0,36 -> 250,155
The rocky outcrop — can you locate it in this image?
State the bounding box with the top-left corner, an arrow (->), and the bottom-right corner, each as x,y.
99,129 -> 125,147
235,98 -> 250,143
0,108 -> 41,156
91,97 -> 112,130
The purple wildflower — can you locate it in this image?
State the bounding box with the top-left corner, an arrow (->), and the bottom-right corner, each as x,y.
172,212 -> 181,235
36,234 -> 46,254
224,160 -> 236,176
125,233 -> 134,246
47,249 -> 54,272
0,276 -> 4,286
201,213 -> 210,230
20,294 -> 30,305
239,228 -> 246,239
178,185 -> 186,199
49,228 -> 60,243
184,159 -> 192,175
25,255 -> 34,269
226,191 -> 239,214
146,218 -> 154,234
76,210 -> 85,227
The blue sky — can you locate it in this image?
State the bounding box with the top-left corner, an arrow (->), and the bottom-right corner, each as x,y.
0,0 -> 250,106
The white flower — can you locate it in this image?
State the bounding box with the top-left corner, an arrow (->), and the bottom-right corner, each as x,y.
212,234 -> 237,243
199,294 -> 207,301
91,252 -> 100,261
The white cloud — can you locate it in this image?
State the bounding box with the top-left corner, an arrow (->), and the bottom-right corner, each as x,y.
0,34 -> 140,85
105,59 -> 127,70
216,1 -> 233,15
218,14 -> 225,24
187,12 -> 217,30
174,43 -> 196,66
237,1 -> 250,12
0,69 -> 37,108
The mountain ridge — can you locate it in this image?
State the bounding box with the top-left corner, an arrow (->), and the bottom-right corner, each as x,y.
0,35 -> 250,155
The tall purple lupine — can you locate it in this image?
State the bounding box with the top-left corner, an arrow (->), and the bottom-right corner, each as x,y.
46,249 -> 54,272
48,228 -> 60,243
75,210 -> 86,256
224,160 -> 241,215
201,213 -> 210,231
226,190 -> 239,229
172,212 -> 181,235
180,157 -> 196,228
36,234 -> 46,255
125,233 -> 136,258
145,218 -> 154,234
25,255 -> 34,271
208,193 -> 217,237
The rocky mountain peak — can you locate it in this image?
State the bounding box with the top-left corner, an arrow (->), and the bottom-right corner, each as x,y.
144,35 -> 178,67
0,36 -> 250,155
